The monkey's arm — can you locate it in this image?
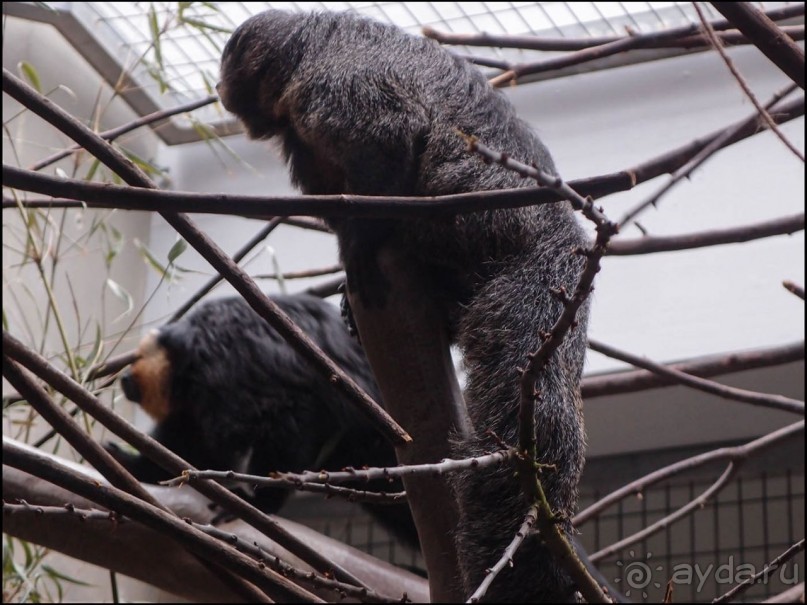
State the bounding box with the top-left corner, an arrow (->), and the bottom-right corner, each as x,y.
282,75 -> 432,307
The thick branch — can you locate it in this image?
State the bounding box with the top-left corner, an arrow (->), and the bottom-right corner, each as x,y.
3,439 -> 321,603
3,452 -> 430,602
347,244 -> 472,602
711,2 -> 805,90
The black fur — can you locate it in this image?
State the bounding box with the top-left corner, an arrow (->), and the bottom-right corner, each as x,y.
218,11 -> 589,601
106,293 -> 418,548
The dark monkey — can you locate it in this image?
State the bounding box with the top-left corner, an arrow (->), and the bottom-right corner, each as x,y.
218,10 -> 589,602
105,293 -> 418,548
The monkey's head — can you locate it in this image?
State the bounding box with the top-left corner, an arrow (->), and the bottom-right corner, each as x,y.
120,329 -> 175,423
218,10 -> 314,139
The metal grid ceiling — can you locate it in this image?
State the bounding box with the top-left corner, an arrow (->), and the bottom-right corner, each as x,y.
4,2 -> 799,144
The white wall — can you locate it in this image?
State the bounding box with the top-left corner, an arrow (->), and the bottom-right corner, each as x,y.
3,16 -> 168,603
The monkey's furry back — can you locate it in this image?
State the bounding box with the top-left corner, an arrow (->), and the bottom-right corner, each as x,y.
219,11 -> 589,602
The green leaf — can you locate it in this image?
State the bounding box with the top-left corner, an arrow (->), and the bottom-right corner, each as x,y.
180,16 -> 232,34
134,238 -> 169,276
106,279 -> 134,321
148,4 -> 163,71
84,158 -> 101,181
103,223 -> 125,265
41,565 -> 94,586
120,147 -> 165,178
18,61 -> 42,93
167,238 -> 187,264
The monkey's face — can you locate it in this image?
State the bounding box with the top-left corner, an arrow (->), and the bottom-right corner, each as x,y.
121,330 -> 173,423
218,10 -> 306,140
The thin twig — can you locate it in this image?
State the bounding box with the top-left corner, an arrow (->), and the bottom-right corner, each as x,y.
607,212 -> 804,255
29,95 -> 219,172
713,538 -> 805,604
254,264 -> 343,280
590,463 -> 738,562
783,280 -> 805,300
582,340 -> 804,399
619,83 -> 801,227
464,137 -> 615,604
166,449 -> 516,488
589,339 -> 804,415
574,420 -> 804,526
466,504 -> 539,603
693,3 -> 804,161
169,217 -> 283,322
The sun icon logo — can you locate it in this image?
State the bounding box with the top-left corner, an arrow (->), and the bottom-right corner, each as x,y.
614,550 -> 664,599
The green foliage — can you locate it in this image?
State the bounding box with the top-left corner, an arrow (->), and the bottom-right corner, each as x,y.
3,536 -> 91,603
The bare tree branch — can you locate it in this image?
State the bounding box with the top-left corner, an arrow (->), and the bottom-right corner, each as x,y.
694,4 -> 804,162
169,217 -> 283,322
3,438 -> 322,603
574,420 -> 804,526
783,280 -> 805,300
710,2 -> 805,90
713,538 -> 805,604
423,5 -> 804,51
607,212 -> 804,255
582,341 -> 804,399
29,95 -> 219,172
466,504 -> 539,603
619,83 -> 801,227
584,421 -> 805,562
588,338 -> 804,415
167,450 -> 515,488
